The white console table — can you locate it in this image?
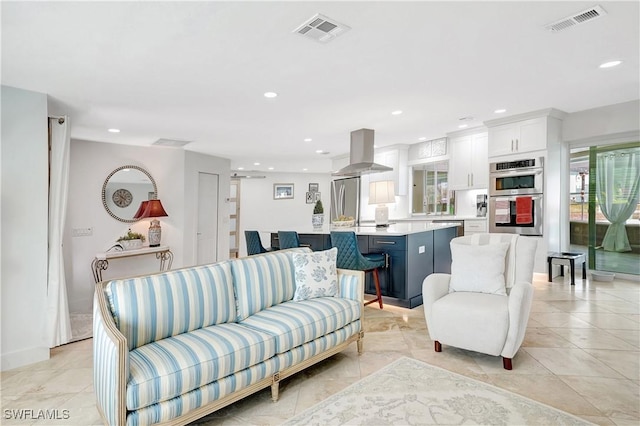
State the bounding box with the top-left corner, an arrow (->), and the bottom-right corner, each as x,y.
92,245 -> 173,283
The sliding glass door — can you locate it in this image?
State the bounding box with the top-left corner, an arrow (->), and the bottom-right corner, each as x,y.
570,143 -> 640,276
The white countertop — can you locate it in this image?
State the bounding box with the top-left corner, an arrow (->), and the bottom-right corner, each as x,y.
274,222 -> 459,236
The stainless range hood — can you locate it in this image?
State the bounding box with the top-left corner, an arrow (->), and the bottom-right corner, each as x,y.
332,129 -> 393,176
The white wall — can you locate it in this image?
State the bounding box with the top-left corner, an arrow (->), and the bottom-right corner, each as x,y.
65,140 -> 230,314
563,100 -> 640,143
1,86 -> 50,370
183,151 -> 231,266
238,173 -> 331,256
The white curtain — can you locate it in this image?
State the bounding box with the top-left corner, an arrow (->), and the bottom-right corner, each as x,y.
47,116 -> 72,347
596,147 -> 640,252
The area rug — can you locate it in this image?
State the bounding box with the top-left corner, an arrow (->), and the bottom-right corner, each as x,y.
282,357 -> 592,425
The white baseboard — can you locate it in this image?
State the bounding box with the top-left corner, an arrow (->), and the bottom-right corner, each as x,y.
1,346 -> 49,371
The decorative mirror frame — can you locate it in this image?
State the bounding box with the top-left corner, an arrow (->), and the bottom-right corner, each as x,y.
101,165 -> 158,223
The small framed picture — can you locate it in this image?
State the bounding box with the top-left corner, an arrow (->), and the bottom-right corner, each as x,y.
306,192 -> 314,204
309,183 -> 319,192
314,192 -> 322,202
273,183 -> 294,200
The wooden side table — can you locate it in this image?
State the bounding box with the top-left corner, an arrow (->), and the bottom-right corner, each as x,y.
547,252 -> 586,285
92,245 -> 173,283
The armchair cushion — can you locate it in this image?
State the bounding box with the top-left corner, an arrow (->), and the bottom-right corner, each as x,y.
292,248 -> 338,301
449,242 -> 510,295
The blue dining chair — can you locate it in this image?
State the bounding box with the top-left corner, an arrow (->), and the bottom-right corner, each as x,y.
330,231 -> 386,309
245,230 -> 273,256
277,231 -> 302,249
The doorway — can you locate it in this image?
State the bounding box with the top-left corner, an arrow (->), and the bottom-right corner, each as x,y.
569,143 -> 640,276
196,172 -> 219,264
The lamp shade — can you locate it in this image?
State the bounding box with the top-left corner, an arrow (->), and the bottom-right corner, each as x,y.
133,201 -> 149,220
369,181 -> 395,205
138,199 -> 169,219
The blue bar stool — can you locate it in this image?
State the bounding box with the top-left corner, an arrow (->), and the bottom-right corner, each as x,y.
245,230 -> 273,256
278,231 -> 302,249
330,231 -> 386,309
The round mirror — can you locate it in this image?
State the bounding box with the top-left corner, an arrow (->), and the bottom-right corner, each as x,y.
102,165 -> 157,223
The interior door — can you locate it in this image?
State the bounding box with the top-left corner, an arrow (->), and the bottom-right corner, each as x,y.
197,172 -> 219,264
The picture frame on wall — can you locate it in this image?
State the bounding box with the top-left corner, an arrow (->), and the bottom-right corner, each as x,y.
305,192 -> 314,204
308,183 -> 319,192
273,183 -> 294,199
314,192 -> 322,202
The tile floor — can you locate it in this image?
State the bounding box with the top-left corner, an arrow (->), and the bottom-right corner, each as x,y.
1,274 -> 638,425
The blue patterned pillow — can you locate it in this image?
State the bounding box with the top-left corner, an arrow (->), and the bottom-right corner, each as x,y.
292,248 -> 338,301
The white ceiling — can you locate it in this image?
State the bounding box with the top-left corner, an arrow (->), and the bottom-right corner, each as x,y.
2,1 -> 638,173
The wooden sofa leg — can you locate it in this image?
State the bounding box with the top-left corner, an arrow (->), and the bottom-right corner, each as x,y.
357,330 -> 364,354
270,373 -> 281,402
434,341 -> 442,352
503,357 -> 513,370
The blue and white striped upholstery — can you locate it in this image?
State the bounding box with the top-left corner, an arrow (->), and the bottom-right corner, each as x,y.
231,248 -> 310,321
127,323 -> 276,410
93,293 -> 125,426
126,357 -> 282,426
276,322 -> 361,369
239,297 -> 361,353
337,271 -> 363,302
105,262 -> 236,350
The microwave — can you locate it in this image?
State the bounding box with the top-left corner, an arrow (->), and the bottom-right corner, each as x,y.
489,158 -> 544,196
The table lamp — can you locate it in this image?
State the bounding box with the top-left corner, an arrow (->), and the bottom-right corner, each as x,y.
369,181 -> 395,227
136,199 -> 169,247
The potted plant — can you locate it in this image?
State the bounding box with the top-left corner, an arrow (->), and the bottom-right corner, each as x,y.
117,229 -> 146,250
312,200 -> 324,230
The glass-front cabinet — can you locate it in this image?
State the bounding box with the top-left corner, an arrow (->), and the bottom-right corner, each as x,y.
412,160 -> 452,215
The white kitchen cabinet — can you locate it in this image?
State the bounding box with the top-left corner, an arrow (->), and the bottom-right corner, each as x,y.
463,218 -> 487,235
449,132 -> 488,190
487,117 -> 547,157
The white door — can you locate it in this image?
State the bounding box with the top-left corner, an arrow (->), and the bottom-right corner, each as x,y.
197,172 -> 219,264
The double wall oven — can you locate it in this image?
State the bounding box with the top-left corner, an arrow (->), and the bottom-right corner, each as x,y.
489,158 -> 544,236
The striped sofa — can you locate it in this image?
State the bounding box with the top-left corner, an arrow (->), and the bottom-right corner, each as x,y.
93,248 -> 364,426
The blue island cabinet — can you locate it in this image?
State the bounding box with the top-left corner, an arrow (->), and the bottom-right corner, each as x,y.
271,225 -> 457,308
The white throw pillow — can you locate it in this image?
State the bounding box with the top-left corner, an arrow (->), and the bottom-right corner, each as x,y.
292,247 -> 338,301
448,242 -> 510,295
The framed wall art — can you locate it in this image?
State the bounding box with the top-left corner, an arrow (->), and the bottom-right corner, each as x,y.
273,183 -> 294,199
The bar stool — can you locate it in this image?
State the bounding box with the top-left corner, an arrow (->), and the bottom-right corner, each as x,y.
244,230 -> 273,256
330,231 -> 386,309
278,231 -> 302,249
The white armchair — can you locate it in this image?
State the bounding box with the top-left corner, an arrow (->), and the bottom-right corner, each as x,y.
422,233 -> 537,370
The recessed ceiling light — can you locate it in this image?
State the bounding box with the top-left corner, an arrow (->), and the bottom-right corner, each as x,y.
418,137 -> 427,142
391,110 -> 403,115
268,167 -> 274,170
302,168 -> 308,171
494,109 -> 506,114
458,124 -> 468,129
254,162 -> 261,166
237,167 -> 244,170
108,128 -> 120,133
304,138 -> 312,142
599,60 -> 622,68
315,149 -> 324,154
264,92 -> 278,98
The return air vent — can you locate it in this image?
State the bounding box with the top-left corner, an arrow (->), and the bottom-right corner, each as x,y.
293,13 -> 351,43
152,138 -> 192,147
545,5 -> 607,32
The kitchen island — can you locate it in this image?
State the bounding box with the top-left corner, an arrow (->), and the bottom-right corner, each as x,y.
270,222 -> 458,308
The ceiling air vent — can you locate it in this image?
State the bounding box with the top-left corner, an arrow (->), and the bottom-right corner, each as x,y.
293,13 -> 351,43
152,138 -> 192,147
545,5 -> 607,33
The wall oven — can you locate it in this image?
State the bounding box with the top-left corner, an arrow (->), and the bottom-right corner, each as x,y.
489,158 -> 544,236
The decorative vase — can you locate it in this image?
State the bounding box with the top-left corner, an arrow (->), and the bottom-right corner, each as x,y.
312,214 -> 324,230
